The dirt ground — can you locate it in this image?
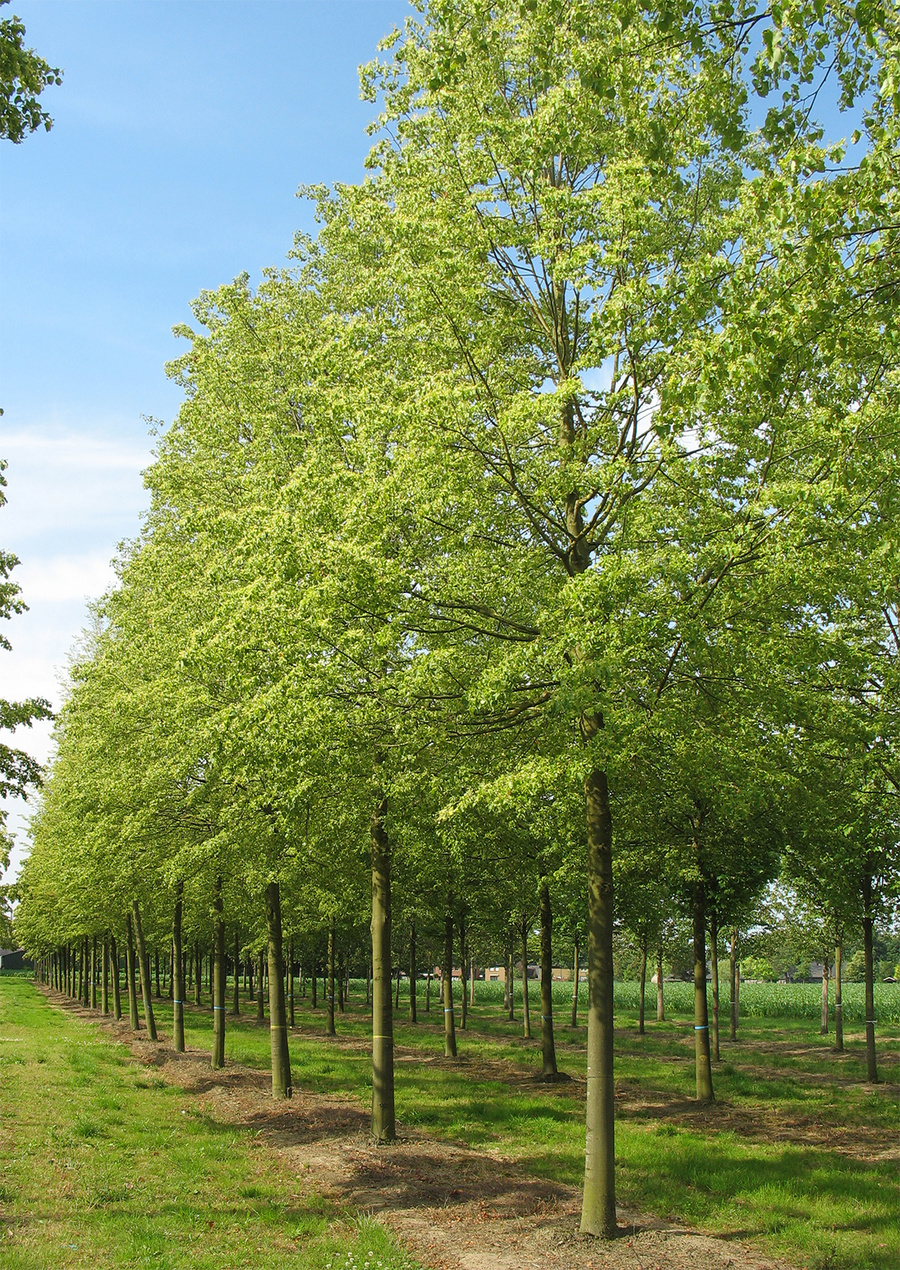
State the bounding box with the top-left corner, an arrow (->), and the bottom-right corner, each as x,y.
44,991 -> 874,1270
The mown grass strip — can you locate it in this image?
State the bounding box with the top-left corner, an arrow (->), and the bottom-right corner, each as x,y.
170,984 -> 897,1270
0,976 -> 420,1270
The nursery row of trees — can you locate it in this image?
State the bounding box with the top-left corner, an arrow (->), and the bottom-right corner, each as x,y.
10,0 -> 900,1240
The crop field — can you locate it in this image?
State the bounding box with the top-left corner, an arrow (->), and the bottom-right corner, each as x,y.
2,972 -> 897,1270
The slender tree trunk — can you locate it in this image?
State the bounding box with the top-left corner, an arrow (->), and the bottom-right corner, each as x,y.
443,909 -> 457,1058
338,951 -> 346,1013
326,918 -> 336,1037
365,958 -> 370,1007
101,939 -> 109,1015
132,900 -> 158,1041
861,868 -> 879,1083
81,938 -> 88,1007
638,936 -> 647,1035
539,879 -> 558,1077
571,937 -> 580,1027
211,879 -> 226,1069
125,916 -> 140,1028
507,942 -> 515,1020
425,967 -> 432,1013
172,881 -> 185,1053
459,917 -> 468,1030
256,949 -> 266,1023
820,956 -> 829,1035
692,880 -> 713,1103
154,949 -> 161,999
232,928 -> 240,1016
311,957 -> 318,1009
710,911 -> 720,1061
288,939 -> 295,1029
469,951 -> 476,1007
521,918 -> 532,1040
834,934 -> 843,1053
90,937 -> 97,1010
370,793 -> 396,1142
656,945 -> 665,1022
729,928 -> 738,1041
579,762 -> 617,1238
194,942 -> 201,1006
111,935 -> 122,1020
265,881 -> 292,1100
409,921 -> 417,1023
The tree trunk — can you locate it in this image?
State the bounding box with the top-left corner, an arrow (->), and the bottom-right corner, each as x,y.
710,910 -> 720,1062
288,939 -> 295,1029
256,948 -> 266,1022
81,938 -> 88,1007
326,918 -> 336,1036
90,937 -> 97,1010
469,951 -> 476,1007
459,917 -> 468,1030
861,868 -> 879,1083
820,955 -> 829,1035
692,880 -> 713,1103
409,921 -> 417,1023
539,879 -> 558,1077
638,936 -> 647,1035
834,934 -> 843,1053
521,918 -> 532,1040
232,928 -> 241,1015
729,928 -> 738,1041
507,942 -> 515,1020
656,945 -> 665,1022
571,937 -> 580,1027
211,879 -> 226,1069
101,939 -> 109,1015
579,763 -> 617,1239
443,909 -> 457,1058
110,935 -> 122,1020
154,949 -> 161,999
132,900 -> 158,1041
370,793 -> 396,1142
338,950 -> 346,1013
265,881 -> 292,1100
311,958 -> 318,1009
194,942 -> 202,1006
425,967 -> 432,1013
172,881 -> 185,1053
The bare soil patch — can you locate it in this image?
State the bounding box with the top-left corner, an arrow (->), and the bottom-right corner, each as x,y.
43,990 -> 814,1270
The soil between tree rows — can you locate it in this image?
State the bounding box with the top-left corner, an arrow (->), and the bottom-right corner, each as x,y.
43,989 -> 821,1270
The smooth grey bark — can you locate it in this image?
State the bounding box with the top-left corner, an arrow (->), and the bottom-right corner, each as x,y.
211,879 -> 226,1069
861,867 -> 879,1083
90,937 -> 97,1010
459,917 -> 468,1030
370,794 -> 396,1142
125,917 -> 140,1028
571,937 -> 580,1027
692,881 -> 713,1102
326,918 -> 336,1037
506,942 -> 515,1020
710,911 -> 720,1061
729,928 -> 738,1040
232,927 -> 241,1015
288,939 -> 295,1029
110,935 -> 122,1020
265,881 -> 292,1100
172,881 -> 185,1053
820,956 -> 830,1035
539,879 -> 558,1077
638,936 -> 647,1035
443,910 -> 457,1059
256,948 -> 265,1023
656,945 -> 665,1022
579,762 -> 617,1238
132,900 -> 158,1041
521,918 -> 532,1040
409,921 -> 417,1023
101,939 -> 109,1015
834,934 -> 843,1052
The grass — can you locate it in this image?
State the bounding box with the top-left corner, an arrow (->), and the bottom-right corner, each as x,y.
7,973 -> 898,1270
178,977 -> 897,1270
0,976 -> 420,1270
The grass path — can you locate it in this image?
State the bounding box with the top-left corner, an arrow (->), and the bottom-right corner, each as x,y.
0,975 -> 418,1270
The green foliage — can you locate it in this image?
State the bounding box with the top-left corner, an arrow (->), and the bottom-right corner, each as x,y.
0,0 -> 62,142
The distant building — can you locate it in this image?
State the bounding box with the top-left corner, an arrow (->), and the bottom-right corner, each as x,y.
0,948 -> 30,971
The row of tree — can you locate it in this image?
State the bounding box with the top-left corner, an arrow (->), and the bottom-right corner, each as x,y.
10,0 -> 899,1240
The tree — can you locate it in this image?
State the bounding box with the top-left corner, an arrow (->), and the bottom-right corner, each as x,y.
0,1 -> 62,143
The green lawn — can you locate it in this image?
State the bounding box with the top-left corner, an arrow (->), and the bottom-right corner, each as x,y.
5,973 -> 898,1270
0,975 -> 419,1270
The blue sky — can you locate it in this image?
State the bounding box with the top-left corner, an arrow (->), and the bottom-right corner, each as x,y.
1,0 -> 412,878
